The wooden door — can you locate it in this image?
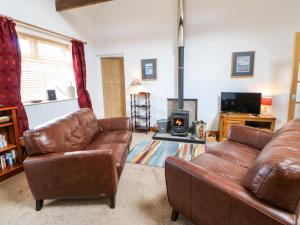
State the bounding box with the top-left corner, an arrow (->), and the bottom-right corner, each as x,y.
101,57 -> 126,117
288,33 -> 300,120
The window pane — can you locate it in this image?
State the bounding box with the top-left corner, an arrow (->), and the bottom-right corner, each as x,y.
21,59 -> 75,102
19,38 -> 32,56
37,42 -> 63,60
20,35 -> 75,103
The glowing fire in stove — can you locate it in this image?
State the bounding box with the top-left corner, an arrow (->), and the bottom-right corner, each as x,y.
174,118 -> 184,126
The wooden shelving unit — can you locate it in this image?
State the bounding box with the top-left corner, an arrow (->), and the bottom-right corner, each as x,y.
0,122 -> 14,128
0,107 -> 24,182
0,144 -> 18,154
219,113 -> 276,141
130,93 -> 151,133
1,164 -> 23,177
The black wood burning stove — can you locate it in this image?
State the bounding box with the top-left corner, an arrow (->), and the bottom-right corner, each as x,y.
171,110 -> 189,136
171,0 -> 189,136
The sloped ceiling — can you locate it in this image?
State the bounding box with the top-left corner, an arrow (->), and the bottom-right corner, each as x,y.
55,0 -> 112,11
58,0 -> 177,45
59,0 -> 300,47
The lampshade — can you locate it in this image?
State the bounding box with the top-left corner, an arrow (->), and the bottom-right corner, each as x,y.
130,78 -> 142,86
261,97 -> 273,106
128,79 -> 148,95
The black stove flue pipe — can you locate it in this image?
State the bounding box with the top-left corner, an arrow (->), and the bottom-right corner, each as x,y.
178,0 -> 185,110
178,46 -> 184,110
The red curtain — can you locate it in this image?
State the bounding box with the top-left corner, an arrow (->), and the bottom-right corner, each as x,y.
71,40 -> 93,110
0,17 -> 29,136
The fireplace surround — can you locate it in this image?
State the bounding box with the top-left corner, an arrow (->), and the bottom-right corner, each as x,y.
167,99 -> 197,127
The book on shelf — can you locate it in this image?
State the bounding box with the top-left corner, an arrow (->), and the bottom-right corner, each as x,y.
5,152 -> 13,166
0,134 -> 7,148
11,150 -> 17,164
0,155 -> 6,170
0,116 -> 10,123
0,150 -> 17,170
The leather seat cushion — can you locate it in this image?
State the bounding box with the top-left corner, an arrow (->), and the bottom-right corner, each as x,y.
206,141 -> 260,168
191,153 -> 247,185
91,131 -> 132,147
85,143 -> 128,177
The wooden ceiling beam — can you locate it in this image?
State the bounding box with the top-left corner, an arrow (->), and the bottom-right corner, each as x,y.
56,0 -> 112,11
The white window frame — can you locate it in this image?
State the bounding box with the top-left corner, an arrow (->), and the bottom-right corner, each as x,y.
18,32 -> 77,105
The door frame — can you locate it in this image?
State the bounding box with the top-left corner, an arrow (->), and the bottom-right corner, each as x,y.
288,32 -> 300,120
100,56 -> 126,117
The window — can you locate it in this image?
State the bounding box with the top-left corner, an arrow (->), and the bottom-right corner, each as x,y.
18,33 -> 76,103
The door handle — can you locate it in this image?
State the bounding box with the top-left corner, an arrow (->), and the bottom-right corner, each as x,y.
291,94 -> 296,101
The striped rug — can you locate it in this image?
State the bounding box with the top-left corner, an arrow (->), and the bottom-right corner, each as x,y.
127,140 -> 206,168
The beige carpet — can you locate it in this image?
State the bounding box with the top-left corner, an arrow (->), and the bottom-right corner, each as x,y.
0,163 -> 193,225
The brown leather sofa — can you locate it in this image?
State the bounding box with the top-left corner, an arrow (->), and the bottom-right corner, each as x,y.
23,108 -> 132,211
165,119 -> 300,225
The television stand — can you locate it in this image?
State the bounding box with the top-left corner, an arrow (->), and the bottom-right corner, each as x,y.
219,113 -> 276,141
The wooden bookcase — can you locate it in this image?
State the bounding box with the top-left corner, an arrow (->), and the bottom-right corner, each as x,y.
0,107 -> 24,182
219,113 -> 276,141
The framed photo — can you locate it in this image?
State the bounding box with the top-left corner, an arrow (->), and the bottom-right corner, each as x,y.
231,51 -> 255,78
141,58 -> 157,80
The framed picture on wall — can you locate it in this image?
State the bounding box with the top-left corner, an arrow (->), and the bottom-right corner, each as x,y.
141,58 -> 157,80
231,51 -> 255,78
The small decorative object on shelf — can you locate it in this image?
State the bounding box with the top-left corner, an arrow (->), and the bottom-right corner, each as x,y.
0,116 -> 10,124
0,106 -> 24,182
47,89 -> 57,101
130,93 -> 151,133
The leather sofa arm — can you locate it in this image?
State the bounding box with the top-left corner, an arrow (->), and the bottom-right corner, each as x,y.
98,117 -> 132,132
24,149 -> 118,200
165,157 -> 296,225
228,125 -> 274,150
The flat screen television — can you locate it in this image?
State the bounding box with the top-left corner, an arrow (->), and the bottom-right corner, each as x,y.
221,92 -> 262,114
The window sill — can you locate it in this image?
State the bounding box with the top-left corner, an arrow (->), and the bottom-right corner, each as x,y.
23,98 -> 78,107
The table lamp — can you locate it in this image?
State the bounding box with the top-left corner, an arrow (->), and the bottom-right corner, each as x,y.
261,97 -> 273,115
128,79 -> 148,95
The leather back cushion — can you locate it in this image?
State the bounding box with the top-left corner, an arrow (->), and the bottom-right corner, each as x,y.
24,108 -> 99,156
242,119 -> 300,213
228,125 -> 274,150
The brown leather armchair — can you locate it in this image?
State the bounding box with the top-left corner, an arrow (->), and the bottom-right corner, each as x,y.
165,120 -> 300,225
23,109 -> 132,211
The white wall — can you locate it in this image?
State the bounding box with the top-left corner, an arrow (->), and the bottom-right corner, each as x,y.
184,0 -> 299,129
61,0 -> 300,130
93,0 -> 178,126
0,0 -> 102,128
24,99 -> 79,128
